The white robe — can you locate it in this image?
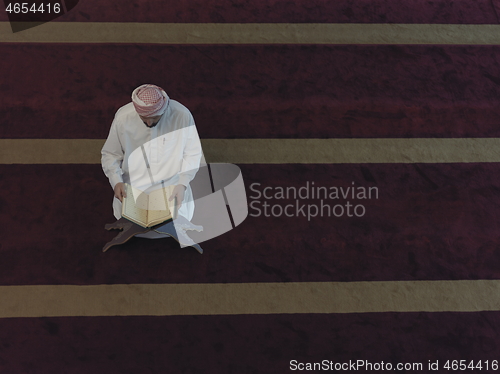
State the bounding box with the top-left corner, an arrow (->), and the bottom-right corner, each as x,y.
101,100 -> 203,238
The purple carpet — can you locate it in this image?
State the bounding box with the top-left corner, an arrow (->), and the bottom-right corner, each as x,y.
2,163 -> 500,286
0,312 -> 498,373
1,0 -> 499,23
2,44 -> 500,139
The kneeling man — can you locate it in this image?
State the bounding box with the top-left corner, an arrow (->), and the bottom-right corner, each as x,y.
101,84 -> 203,239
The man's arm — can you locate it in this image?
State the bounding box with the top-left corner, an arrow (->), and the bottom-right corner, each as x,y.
101,117 -> 126,196
178,118 -> 203,188
169,116 -> 202,206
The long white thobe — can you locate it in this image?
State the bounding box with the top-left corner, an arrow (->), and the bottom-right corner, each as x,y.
101,100 -> 203,230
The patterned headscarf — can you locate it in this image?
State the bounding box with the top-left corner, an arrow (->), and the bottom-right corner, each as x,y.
131,84 -> 170,117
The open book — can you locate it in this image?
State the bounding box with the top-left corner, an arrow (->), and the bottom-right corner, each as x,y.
122,183 -> 178,228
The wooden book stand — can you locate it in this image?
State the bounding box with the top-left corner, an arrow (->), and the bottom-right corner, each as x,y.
103,217 -> 203,254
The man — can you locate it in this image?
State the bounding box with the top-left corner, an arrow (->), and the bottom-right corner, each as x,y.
101,84 -> 203,239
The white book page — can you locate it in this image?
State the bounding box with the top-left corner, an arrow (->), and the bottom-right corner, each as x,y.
123,184 -> 148,225
147,185 -> 174,225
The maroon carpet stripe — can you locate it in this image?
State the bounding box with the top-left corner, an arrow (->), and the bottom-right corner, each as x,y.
1,0 -> 498,23
1,44 -> 500,139
0,312 -> 498,373
2,163 -> 500,286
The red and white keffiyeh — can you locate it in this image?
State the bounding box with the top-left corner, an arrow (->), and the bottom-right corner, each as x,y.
131,84 -> 170,117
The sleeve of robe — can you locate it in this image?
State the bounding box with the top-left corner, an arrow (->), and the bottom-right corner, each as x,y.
178,116 -> 203,188
101,115 -> 125,190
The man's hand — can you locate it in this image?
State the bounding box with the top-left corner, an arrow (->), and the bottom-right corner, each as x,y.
169,184 -> 187,207
114,182 -> 127,202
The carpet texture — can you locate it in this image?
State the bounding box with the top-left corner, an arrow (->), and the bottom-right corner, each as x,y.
1,0 -> 499,23
1,163 -> 500,286
0,44 -> 500,139
2,45 -> 500,139
0,312 -> 499,373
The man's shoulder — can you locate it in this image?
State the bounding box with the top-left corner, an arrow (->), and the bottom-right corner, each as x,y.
115,102 -> 136,119
110,103 -> 138,131
169,100 -> 192,117
166,100 -> 195,132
